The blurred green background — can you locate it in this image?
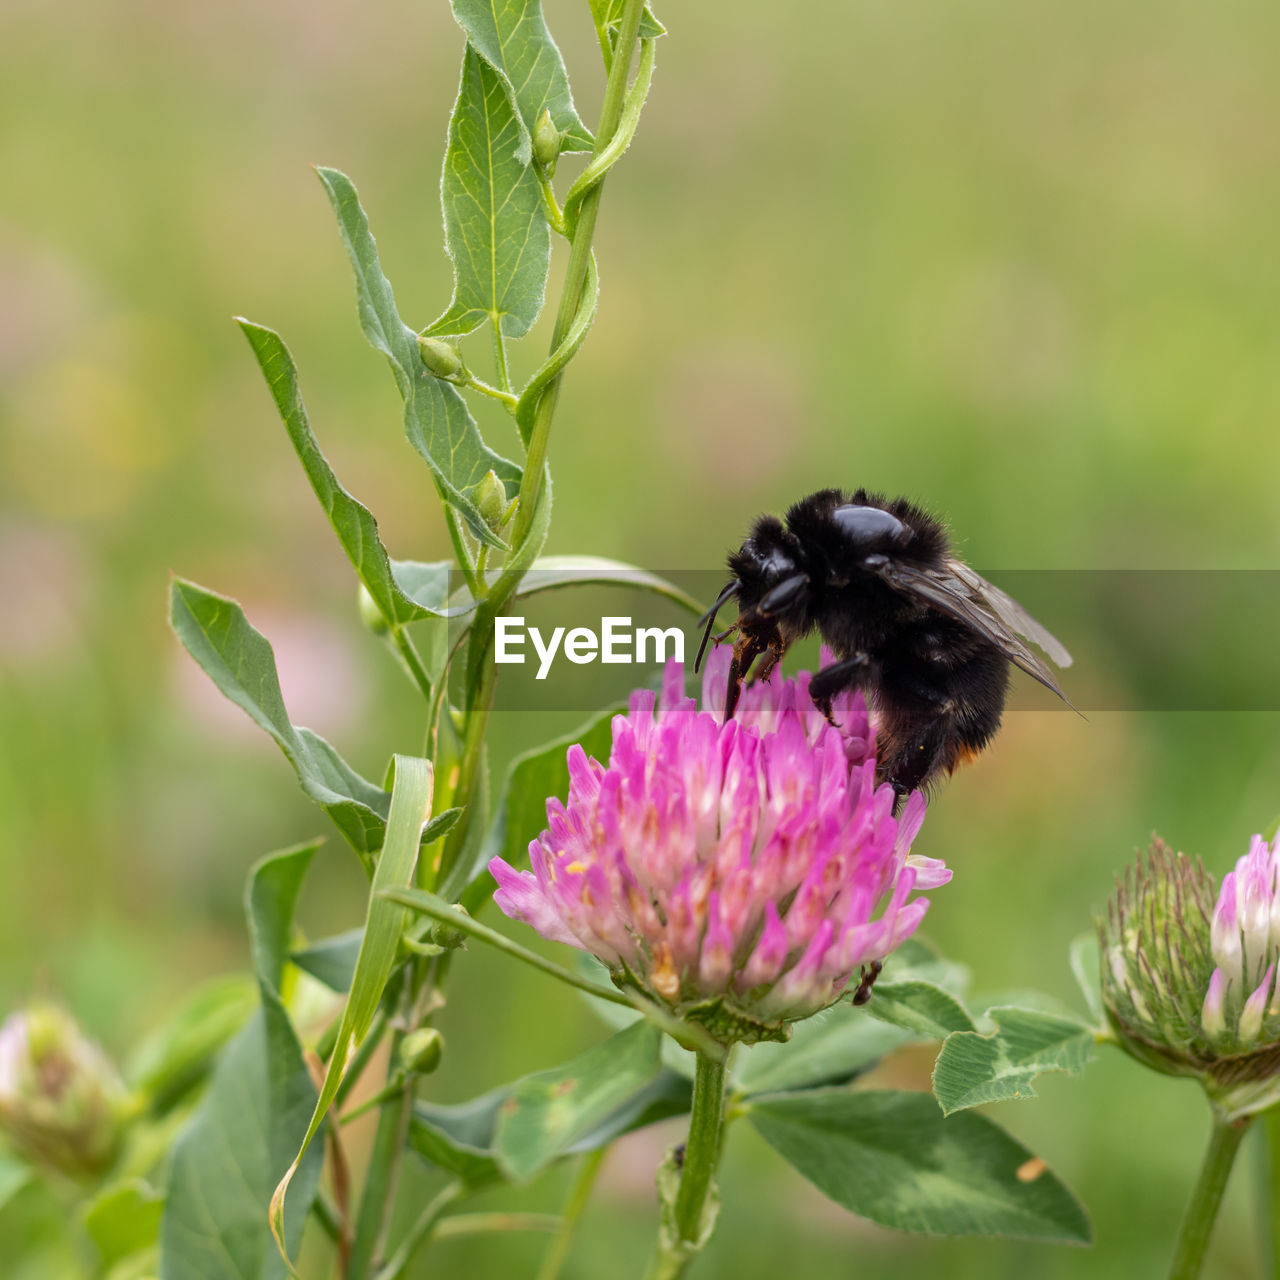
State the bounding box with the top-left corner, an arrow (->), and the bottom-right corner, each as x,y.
2,0 -> 1279,1273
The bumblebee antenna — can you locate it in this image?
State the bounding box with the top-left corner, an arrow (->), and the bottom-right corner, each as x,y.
695,581 -> 738,673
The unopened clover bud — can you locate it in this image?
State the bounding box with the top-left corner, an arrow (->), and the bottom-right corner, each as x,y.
417,336 -> 463,379
400,1027 -> 443,1075
474,470 -> 507,533
532,109 -> 561,168
357,584 -> 389,636
0,1005 -> 129,1180
1100,836 -> 1280,1119
429,904 -> 470,951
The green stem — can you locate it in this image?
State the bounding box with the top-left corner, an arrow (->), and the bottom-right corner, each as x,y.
436,641 -> 496,884
389,628 -> 433,702
1256,1107 -> 1280,1278
510,0 -> 647,549
645,1052 -> 727,1280
1168,1112 -> 1251,1280
491,318 -> 512,393
537,1148 -> 606,1280
438,1212 -> 562,1240
460,372 -> 519,413
373,1181 -> 463,1280
346,1029 -> 414,1280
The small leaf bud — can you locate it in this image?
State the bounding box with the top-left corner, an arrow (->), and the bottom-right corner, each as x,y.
417,336 -> 463,379
532,109 -> 561,168
400,1027 -> 443,1076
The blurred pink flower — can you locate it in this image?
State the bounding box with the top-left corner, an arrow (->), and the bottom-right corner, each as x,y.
490,650 -> 948,1041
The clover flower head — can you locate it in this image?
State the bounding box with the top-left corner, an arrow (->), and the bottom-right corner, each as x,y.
490,649 -> 949,1044
0,1004 -> 127,1179
1101,835 -> 1280,1119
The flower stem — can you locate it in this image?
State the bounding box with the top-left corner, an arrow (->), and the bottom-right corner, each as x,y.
346,1027 -> 414,1280
1255,1106 -> 1280,1278
1168,1112 -> 1251,1280
537,1148 -> 607,1280
646,1052 -> 727,1280
509,0 -> 647,550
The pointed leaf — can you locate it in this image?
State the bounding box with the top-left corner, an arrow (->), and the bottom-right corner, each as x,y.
237,320 -> 454,626
269,759 -> 434,1266
291,929 -> 364,993
452,0 -> 593,157
589,0 -> 666,43
425,47 -> 550,339
932,1007 -> 1095,1116
748,1089 -> 1091,1243
160,842 -> 324,1280
494,1021 -> 663,1180
866,981 -> 977,1042
169,579 -> 390,862
315,167 -> 520,548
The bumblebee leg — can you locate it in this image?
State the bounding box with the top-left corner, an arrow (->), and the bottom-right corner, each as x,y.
809,653 -> 871,724
724,633 -> 766,720
751,638 -> 786,685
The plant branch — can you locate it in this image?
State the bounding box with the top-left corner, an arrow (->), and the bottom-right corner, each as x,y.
1168,1111 -> 1251,1280
374,1180 -> 463,1280
509,0 -> 649,549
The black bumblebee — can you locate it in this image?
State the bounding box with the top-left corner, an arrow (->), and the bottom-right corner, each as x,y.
696,489 -> 1073,799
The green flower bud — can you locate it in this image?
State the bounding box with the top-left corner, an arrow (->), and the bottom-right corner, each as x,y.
357,584 -> 390,636
429,904 -> 470,951
0,1005 -> 129,1180
532,109 -> 561,168
417,336 -> 463,379
400,1027 -> 443,1075
474,470 -> 507,534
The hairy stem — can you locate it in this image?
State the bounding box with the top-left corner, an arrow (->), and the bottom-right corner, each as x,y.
510,0 -> 648,549
646,1052 -> 727,1280
1168,1112 -> 1250,1280
1255,1107 -> 1280,1278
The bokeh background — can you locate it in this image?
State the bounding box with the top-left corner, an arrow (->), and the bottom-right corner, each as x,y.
3,0 -> 1280,1273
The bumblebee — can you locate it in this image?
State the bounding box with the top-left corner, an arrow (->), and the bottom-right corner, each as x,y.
697,489 -> 1073,798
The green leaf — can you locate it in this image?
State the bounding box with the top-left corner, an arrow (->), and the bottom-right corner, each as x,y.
83,1180 -> 164,1270
494,1022 -> 663,1180
160,841 -> 324,1280
315,167 -> 520,548
269,758 -> 434,1266
169,578 -> 390,863
291,929 -> 364,993
932,1007 -> 1095,1116
425,48 -> 549,340
1069,933 -> 1104,1025
589,0 -> 666,43
748,1089 -> 1091,1243
463,702 -> 618,900
866,981 -> 977,1042
410,1060 -> 689,1188
236,321 -> 455,627
452,0 -> 593,158
126,975 -> 257,1109
734,1005 -> 914,1097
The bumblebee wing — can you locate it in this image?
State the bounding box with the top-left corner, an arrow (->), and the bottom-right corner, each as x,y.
945,560 -> 1073,668
871,559 -> 1071,702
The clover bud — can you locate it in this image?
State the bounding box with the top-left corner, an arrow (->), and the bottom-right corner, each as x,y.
1100,836 -> 1280,1119
532,109 -> 561,168
474,470 -> 507,534
357,584 -> 389,636
417,336 -> 463,379
400,1027 -> 443,1076
0,1005 -> 129,1180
